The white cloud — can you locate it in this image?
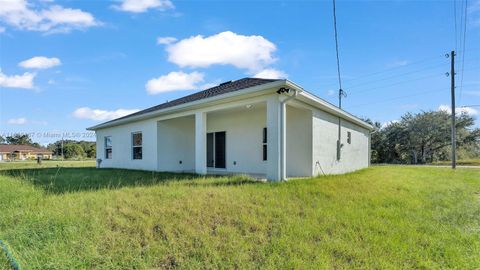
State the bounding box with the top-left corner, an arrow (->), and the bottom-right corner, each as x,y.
19,56 -> 61,69
326,89 -> 336,96
166,31 -> 277,72
387,60 -> 409,68
0,69 -> 35,89
464,90 -> 480,96
31,120 -> 47,125
381,120 -> 399,129
113,0 -> 174,13
72,107 -> 140,121
253,68 -> 287,79
400,103 -> 419,110
145,71 -> 204,95
157,36 -> 177,45
0,0 -> 98,33
438,104 -> 478,116
7,117 -> 27,125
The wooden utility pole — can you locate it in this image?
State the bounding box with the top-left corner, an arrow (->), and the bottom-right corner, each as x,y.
450,50 -> 457,169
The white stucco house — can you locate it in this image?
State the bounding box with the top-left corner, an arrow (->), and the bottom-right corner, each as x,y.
87,78 -> 374,181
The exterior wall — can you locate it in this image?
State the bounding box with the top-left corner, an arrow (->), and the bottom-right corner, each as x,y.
95,119 -> 158,171
0,153 -> 52,160
286,105 -> 313,177
25,153 -> 52,159
92,92 -> 370,177
157,115 -> 195,172
312,107 -> 370,175
207,106 -> 267,174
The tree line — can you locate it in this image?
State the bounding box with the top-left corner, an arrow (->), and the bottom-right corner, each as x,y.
365,110 -> 480,164
0,134 -> 96,159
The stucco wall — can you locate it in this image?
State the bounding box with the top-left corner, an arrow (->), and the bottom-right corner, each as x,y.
286,105 -> 313,177
312,108 -> 370,175
93,95 -> 370,177
207,106 -> 267,174
157,115 -> 195,172
95,119 -> 158,171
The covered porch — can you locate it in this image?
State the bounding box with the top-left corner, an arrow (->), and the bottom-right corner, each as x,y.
156,95 -> 312,181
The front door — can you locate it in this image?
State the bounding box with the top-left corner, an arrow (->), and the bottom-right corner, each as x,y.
206,131 -> 226,169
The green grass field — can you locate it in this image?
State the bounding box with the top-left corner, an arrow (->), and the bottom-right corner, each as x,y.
0,161 -> 479,269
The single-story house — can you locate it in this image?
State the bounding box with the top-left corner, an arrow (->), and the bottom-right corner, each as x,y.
0,144 -> 53,161
87,78 -> 374,181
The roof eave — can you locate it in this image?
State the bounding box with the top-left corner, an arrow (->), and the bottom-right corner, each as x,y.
283,79 -> 373,130
87,78 -> 373,131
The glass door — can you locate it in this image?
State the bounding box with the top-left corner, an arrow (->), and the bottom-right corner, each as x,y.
206,131 -> 226,169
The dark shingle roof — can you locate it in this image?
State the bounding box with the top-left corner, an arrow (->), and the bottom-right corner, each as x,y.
103,78 -> 280,125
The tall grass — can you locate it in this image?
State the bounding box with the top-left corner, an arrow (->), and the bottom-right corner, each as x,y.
0,163 -> 479,269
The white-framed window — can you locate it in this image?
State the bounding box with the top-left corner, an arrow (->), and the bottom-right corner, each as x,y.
262,127 -> 267,161
347,131 -> 352,144
105,136 -> 112,159
132,132 -> 142,160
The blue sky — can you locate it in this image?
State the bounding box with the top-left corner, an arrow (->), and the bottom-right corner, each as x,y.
1,0 -> 479,145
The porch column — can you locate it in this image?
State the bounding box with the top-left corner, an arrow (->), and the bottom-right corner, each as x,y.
195,111 -> 207,175
266,96 -> 282,181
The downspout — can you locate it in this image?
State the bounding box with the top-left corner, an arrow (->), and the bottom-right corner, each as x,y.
368,128 -> 378,166
278,87 -> 301,181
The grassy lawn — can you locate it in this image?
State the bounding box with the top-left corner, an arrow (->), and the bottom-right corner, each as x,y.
0,162 -> 479,269
0,160 -> 96,170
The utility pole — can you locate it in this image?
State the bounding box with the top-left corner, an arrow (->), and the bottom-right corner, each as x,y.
337,89 -> 347,160
332,0 -> 346,161
449,50 -> 457,169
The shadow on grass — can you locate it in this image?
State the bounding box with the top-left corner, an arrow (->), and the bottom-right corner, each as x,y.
0,167 -> 261,194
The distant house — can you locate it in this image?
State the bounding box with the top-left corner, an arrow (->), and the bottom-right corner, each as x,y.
0,145 -> 53,161
88,78 -> 374,181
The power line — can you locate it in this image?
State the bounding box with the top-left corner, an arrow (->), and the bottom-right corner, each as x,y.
343,65 -> 480,94
348,73 -> 445,94
345,87 -> 449,109
454,0 -> 458,51
458,0 -> 468,105
343,62 -> 447,89
319,55 -> 448,89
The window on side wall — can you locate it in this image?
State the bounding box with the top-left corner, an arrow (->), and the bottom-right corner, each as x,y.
105,136 -> 112,159
132,132 -> 143,160
262,127 -> 267,161
347,131 -> 352,144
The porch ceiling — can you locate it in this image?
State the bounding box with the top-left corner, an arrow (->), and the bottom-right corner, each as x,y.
206,101 -> 266,117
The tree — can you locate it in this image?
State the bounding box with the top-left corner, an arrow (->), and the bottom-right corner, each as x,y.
47,140 -> 95,159
0,135 -> 5,144
370,110 -> 480,164
86,144 -> 96,158
5,134 -> 40,147
63,143 -> 86,159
